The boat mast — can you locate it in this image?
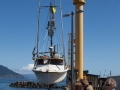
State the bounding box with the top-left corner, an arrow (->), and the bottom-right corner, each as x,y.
47,2 -> 56,57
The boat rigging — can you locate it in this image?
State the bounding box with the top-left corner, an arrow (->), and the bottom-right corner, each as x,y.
32,0 -> 68,88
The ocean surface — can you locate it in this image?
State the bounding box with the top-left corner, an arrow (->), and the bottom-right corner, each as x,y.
0,78 -> 66,90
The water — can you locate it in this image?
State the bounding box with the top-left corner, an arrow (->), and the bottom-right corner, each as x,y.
0,78 -> 66,90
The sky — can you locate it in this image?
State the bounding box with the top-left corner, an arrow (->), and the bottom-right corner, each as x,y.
0,0 -> 120,76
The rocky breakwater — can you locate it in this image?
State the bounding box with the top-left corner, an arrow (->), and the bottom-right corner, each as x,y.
9,81 -> 67,89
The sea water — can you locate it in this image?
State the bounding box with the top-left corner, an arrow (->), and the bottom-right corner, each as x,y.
0,78 -> 66,90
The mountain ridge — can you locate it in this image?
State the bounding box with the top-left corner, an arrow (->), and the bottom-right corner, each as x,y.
0,65 -> 24,79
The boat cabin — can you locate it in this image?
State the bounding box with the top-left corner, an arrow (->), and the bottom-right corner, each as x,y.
36,56 -> 64,65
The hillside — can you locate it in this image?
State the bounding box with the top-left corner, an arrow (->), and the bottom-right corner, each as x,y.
0,65 -> 24,79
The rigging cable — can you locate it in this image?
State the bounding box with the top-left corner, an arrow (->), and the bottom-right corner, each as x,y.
53,0 -> 64,56
45,36 -> 49,55
59,0 -> 67,66
39,31 -> 48,52
35,0 -> 40,57
39,9 -> 49,52
54,28 -> 62,55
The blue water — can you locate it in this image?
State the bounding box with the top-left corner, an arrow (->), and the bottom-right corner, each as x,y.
0,78 -> 66,90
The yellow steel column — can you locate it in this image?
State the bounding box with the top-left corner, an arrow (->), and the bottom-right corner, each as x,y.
73,0 -> 85,79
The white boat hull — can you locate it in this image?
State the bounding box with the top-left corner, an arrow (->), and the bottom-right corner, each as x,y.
33,69 -> 68,85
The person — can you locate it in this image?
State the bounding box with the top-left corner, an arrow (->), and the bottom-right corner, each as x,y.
67,80 -> 82,90
104,78 -> 116,90
74,82 -> 83,90
78,79 -> 93,90
87,82 -> 93,90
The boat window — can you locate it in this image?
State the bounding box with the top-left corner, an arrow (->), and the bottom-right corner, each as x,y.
50,60 -> 63,65
37,59 -> 48,65
37,60 -> 43,65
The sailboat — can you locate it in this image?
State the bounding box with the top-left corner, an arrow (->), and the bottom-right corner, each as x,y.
32,0 -> 68,85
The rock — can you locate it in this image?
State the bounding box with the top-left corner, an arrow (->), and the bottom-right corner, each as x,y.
9,81 -> 67,89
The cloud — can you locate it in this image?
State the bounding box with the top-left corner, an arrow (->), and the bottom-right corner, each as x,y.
21,64 -> 34,71
12,64 -> 34,74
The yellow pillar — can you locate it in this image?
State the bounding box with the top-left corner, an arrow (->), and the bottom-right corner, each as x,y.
73,0 -> 85,79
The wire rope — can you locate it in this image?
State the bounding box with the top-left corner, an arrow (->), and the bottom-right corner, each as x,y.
59,0 -> 66,66
39,31 -> 48,52
39,10 -> 49,51
45,36 -> 49,55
